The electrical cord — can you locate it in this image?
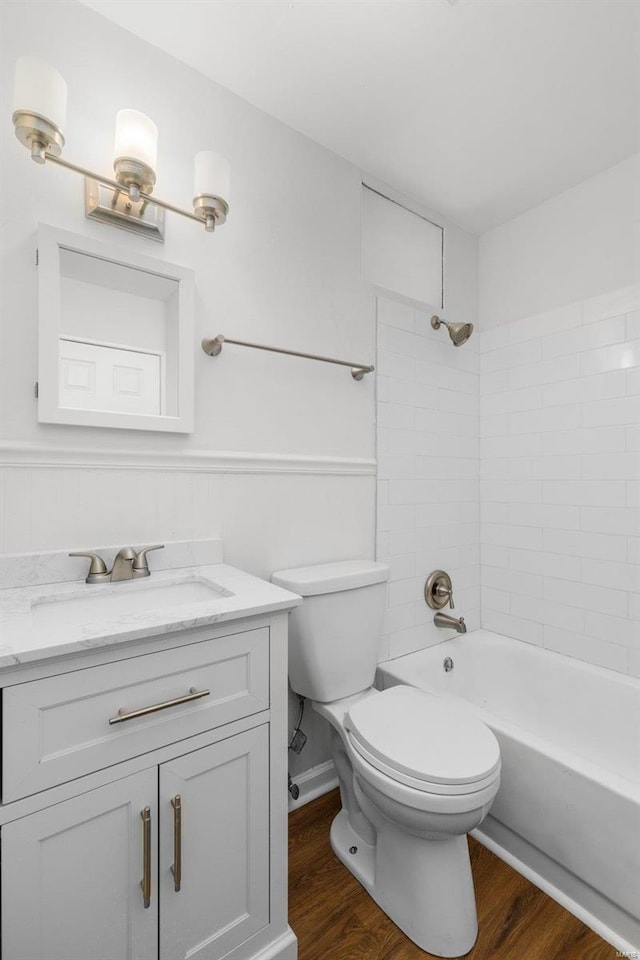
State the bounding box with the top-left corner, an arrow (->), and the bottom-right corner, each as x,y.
288,694 -> 305,749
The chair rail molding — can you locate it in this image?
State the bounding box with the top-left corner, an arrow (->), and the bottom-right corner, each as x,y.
0,441 -> 376,477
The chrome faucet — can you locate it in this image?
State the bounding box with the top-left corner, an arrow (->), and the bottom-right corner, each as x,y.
69,545 -> 165,584
433,611 -> 467,634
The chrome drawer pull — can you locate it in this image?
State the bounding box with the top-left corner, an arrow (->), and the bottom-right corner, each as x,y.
109,687 -> 210,725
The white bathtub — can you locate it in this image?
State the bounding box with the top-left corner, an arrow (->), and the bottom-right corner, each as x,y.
377,629 -> 640,953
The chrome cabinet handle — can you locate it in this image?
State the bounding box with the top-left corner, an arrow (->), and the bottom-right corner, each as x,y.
108,688 -> 210,725
140,806 -> 152,909
170,795 -> 182,892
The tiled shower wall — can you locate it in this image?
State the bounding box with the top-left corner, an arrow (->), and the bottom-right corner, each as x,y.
480,285 -> 640,677
376,295 -> 480,661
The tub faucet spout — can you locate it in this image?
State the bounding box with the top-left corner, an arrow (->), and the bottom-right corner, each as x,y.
433,611 -> 467,634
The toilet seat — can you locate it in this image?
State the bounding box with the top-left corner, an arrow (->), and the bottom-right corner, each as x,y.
345,685 -> 501,797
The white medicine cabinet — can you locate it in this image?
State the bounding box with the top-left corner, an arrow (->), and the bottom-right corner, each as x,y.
37,224 -> 195,433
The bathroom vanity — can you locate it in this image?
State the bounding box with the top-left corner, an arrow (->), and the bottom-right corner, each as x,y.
0,540 -> 301,960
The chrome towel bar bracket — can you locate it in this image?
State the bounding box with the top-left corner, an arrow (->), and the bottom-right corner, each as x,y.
201,335 -> 374,380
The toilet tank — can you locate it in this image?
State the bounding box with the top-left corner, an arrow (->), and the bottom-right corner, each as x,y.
271,560 -> 390,703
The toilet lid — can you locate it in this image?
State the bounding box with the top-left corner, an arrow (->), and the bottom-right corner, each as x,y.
345,686 -> 500,786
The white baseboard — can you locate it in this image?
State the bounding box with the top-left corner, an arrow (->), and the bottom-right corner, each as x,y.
288,760 -> 338,812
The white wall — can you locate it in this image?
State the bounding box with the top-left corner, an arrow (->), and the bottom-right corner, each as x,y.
0,0 -> 379,781
479,155 -> 640,328
479,159 -> 640,678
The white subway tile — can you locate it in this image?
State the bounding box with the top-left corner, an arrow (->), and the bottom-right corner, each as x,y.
378,402 -> 415,430
383,603 -> 415,636
482,586 -> 510,613
388,429 -> 420,455
481,544 -> 510,567
437,479 -> 479,502
543,528 -> 625,562
582,452 -> 639,480
388,527 -> 426,556
482,340 -> 541,374
542,370 -> 626,407
510,404 -> 580,435
481,480 -> 542,503
580,340 -> 640,377
628,538 -> 640,565
482,565 -> 543,597
377,375 -> 390,403
482,609 -> 544,646
542,316 -> 625,360
482,433 -> 542,459
377,454 -> 416,480
545,577 -> 628,617
626,310 -> 640,340
582,396 -> 639,428
388,578 -> 421,608
627,368 -> 640,396
481,386 -> 541,416
389,378 -> 439,409
581,506 -> 640,537
377,480 -> 389,505
388,626 -> 429,660
378,349 -> 415,381
543,480 -> 626,507
510,354 -> 581,389
627,425 -> 640,451
481,414 -> 509,438
584,610 -> 638,648
543,627 -> 628,673
582,558 -> 639,593
484,523 -> 543,550
481,502 -> 509,524
581,284 -> 640,324
508,548 -> 582,582
377,504 -> 417,532
388,479 -> 440,504
437,388 -> 478,416
480,370 -> 509,396
509,302 -> 582,344
542,426 -> 626,455
480,327 -> 506,354
508,502 -> 580,529
528,456 -> 582,480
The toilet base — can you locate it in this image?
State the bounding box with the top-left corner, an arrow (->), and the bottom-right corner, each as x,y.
330,809 -> 478,958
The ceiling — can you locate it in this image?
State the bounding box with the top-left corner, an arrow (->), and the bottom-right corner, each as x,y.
81,0 -> 638,233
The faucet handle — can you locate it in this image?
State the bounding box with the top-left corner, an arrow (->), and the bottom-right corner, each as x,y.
69,551 -> 108,576
425,570 -> 455,610
133,544 -> 165,575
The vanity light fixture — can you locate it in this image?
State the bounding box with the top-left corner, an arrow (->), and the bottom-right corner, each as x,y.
12,57 -> 230,242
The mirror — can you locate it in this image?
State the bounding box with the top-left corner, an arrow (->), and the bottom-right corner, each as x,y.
37,225 -> 194,432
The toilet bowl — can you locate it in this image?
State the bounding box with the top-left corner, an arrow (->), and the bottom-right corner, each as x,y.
272,560 -> 501,958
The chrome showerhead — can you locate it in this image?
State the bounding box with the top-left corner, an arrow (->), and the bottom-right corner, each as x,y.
431,315 -> 474,347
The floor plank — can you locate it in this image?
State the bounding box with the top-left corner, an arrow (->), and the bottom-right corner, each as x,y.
289,789 -> 618,960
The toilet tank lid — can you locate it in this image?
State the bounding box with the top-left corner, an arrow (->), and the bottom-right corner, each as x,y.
272,560 -> 390,596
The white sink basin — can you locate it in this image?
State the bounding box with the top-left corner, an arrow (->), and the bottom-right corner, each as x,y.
30,576 -> 232,629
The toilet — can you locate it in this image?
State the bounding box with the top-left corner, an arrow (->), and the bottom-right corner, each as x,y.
272,560 -> 501,959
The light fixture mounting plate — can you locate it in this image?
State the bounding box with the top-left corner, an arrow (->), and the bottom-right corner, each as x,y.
84,177 -> 165,242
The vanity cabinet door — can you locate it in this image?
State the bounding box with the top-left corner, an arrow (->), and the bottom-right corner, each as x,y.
1,769 -> 158,960
159,725 -> 270,960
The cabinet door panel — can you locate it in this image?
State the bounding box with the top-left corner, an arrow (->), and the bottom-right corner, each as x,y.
2,770 -> 158,960
160,726 -> 269,960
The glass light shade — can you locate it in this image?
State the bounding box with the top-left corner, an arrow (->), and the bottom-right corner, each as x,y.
13,56 -> 67,133
194,150 -> 230,203
114,109 -> 158,171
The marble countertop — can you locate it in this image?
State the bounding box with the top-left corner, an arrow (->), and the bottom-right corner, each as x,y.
0,562 -> 302,670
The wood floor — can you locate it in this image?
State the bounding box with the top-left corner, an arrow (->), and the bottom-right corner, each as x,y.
288,789 -> 618,960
